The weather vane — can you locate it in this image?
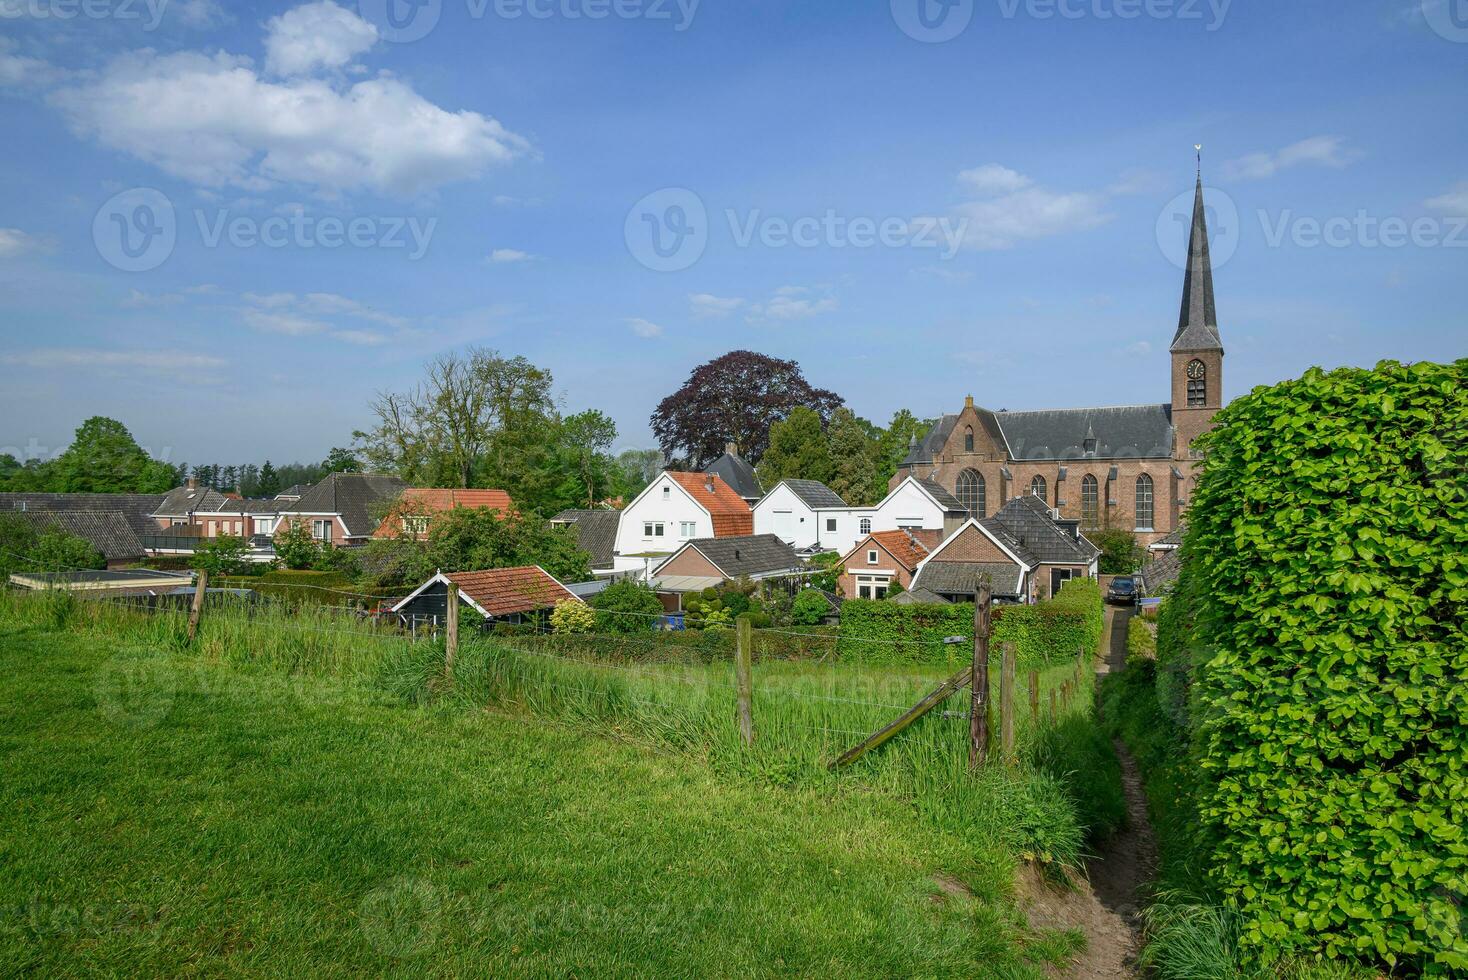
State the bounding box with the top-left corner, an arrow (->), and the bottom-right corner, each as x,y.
1195,143 -> 1203,177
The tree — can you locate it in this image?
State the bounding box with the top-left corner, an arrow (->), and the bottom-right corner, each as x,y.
0,516 -> 107,579
757,407 -> 832,488
257,460 -> 281,497
650,351 -> 843,466
825,408 -> 881,505
557,410 -> 618,508
422,507 -> 591,584
274,521 -> 322,570
613,449 -> 664,501
791,589 -> 830,626
192,536 -> 250,577
51,417 -> 177,494
875,409 -> 933,490
588,580 -> 663,634
323,447 -> 362,474
550,599 -> 595,634
1092,528 -> 1141,574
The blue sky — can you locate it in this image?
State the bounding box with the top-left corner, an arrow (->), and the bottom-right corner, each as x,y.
1,0 -> 1464,467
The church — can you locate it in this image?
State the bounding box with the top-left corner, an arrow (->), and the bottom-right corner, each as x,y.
892,173 -> 1226,547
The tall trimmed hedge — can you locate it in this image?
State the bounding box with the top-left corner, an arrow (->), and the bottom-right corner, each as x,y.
1181,359 -> 1467,971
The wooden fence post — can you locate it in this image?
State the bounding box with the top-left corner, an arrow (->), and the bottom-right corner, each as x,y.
969,583 -> 993,770
735,615 -> 755,746
186,568 -> 208,645
1000,642 -> 1016,764
1048,687 -> 1057,723
445,581 -> 459,678
1027,670 -> 1040,726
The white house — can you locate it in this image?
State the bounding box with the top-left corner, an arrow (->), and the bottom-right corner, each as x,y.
754,476 -> 969,555
612,471 -> 754,575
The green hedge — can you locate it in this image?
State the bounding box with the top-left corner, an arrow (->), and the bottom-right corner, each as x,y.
1183,359 -> 1467,972
835,579 -> 1103,669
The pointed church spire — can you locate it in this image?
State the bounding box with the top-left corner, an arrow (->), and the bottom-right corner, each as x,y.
1172,152 -> 1224,353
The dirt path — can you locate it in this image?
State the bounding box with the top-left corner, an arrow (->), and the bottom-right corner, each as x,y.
1019,604 -> 1158,979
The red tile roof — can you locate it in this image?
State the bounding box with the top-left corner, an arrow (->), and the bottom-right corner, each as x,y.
853,530 -> 936,571
444,567 -> 579,617
666,472 -> 753,537
373,488 -> 515,539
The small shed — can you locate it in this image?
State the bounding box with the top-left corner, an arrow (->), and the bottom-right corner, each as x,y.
390,567 -> 581,628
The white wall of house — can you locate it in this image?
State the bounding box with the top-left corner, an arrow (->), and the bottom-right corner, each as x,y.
613,473 -> 713,572
752,483 -> 823,549
759,477 -> 956,555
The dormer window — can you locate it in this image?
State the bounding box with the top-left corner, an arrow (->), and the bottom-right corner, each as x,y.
403,516 -> 430,535
1083,436 -> 1097,455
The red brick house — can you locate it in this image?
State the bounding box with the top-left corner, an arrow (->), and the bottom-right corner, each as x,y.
837,529 -> 941,599
372,488 -> 515,541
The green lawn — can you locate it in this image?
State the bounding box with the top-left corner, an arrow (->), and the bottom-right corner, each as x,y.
0,621 -> 1078,977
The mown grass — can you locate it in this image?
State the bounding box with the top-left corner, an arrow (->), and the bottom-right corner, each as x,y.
0,590 -> 1122,975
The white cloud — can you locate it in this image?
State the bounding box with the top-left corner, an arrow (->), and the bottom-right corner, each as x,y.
958,164 -> 1032,195
747,285 -> 838,321
0,38 -> 62,89
265,1 -> 379,77
0,228 -> 52,258
626,317 -> 663,338
688,293 -> 744,318
487,248 -> 535,263
0,349 -> 226,370
1107,168 -> 1165,196
173,0 -> 230,28
1426,181 -> 1468,217
1127,341 -> 1153,355
1221,136 -> 1357,181
299,292 -> 409,327
48,46 -> 530,197
330,328 -> 389,345
952,166 -> 1112,250
243,308 -> 330,336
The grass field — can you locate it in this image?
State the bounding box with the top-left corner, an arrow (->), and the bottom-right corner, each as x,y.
0,592 -> 1116,976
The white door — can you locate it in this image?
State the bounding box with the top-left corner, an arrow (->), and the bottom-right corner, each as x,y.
772,510 -> 795,542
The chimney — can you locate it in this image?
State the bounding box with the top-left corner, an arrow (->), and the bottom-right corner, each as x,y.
734,548 -> 742,560
725,441 -> 737,457
186,477 -> 198,490
964,394 -> 974,409
705,475 -> 715,493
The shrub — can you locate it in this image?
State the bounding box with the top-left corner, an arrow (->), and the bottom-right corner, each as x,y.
1092,527 -> 1141,574
191,536 -> 250,577
274,521 -> 321,570
790,589 -> 829,626
313,544 -> 361,577
588,580 -> 663,634
550,598 -> 595,634
1125,615 -> 1156,667
1184,359 -> 1468,971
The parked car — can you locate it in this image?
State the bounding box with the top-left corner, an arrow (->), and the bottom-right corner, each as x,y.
1106,576 -> 1139,605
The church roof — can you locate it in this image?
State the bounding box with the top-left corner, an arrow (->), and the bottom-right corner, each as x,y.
703,449 -> 762,500
994,404 -> 1175,460
1172,176 -> 1224,353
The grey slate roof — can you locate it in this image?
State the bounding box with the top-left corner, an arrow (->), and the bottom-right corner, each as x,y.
704,451 -> 762,500
1140,548 -> 1182,597
916,478 -> 966,512
0,492 -> 166,538
982,494 -> 1101,566
902,415 -> 957,467
282,473 -> 407,537
276,484 -> 312,499
1172,177 -> 1224,353
893,587 -> 950,606
781,479 -> 847,509
996,405 -> 1175,460
670,534 -> 803,580
154,485 -> 229,517
912,561 -> 1025,598
550,509 -> 621,569
5,509 -> 145,563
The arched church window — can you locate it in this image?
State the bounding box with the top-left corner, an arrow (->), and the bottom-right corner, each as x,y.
964,426 -> 975,453
956,469 -> 985,518
1135,474 -> 1155,530
1081,475 -> 1099,525
1030,475 -> 1047,505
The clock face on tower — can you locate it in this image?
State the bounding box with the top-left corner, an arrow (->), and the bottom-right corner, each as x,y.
1187,359 -> 1205,380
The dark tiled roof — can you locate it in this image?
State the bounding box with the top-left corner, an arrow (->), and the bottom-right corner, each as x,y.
781,479 -> 847,509
704,452 -> 762,500
276,484 -> 312,499
893,587 -> 950,606
1172,178 -> 1225,353
672,534 -> 802,580
154,485 -> 229,517
1140,548 -> 1182,597
198,497 -> 282,514
916,478 -> 966,512
997,405 -> 1175,460
912,561 -> 1024,598
902,414 -> 957,467
283,473 -> 408,537
0,492 -> 165,538
983,494 -> 1100,566
550,510 -> 621,569
1151,525 -> 1185,549
5,509 -> 145,562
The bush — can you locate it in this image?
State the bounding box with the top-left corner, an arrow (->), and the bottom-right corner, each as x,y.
588,580 -> 663,634
1125,615 -> 1156,667
1183,359 -> 1468,971
273,521 -> 321,570
191,536 -> 250,577
550,598 -> 595,634
1092,528 -> 1141,574
313,544 -> 361,577
790,589 -> 829,626
991,579 -> 1104,668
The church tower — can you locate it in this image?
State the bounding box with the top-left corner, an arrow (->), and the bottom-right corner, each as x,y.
1171,169 -> 1225,464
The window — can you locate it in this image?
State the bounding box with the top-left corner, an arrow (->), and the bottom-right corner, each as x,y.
1080,475 -> 1099,525
826,518 -> 837,532
1186,359 -> 1207,407
403,516 -> 430,536
955,468 -> 985,518
662,485 -> 671,500
856,575 -> 890,600
1030,475 -> 1048,504
867,550 -> 879,565
256,517 -> 275,536
232,521 -> 242,535
859,517 -> 872,535
964,426 -> 974,453
1135,474 -> 1154,530
171,518 -> 188,527
1051,568 -> 1075,595
312,519 -> 331,541
680,522 -> 696,538
643,522 -> 664,538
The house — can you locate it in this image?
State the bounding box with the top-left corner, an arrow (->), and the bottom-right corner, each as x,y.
753,475 -> 968,554
703,443 -> 762,503
611,472 -> 753,574
0,492 -> 166,540
910,494 -> 1100,604
390,566 -> 581,626
3,509 -> 146,569
650,534 -> 804,609
549,509 -> 621,572
277,473 -> 408,546
837,528 -> 941,600
1139,525 -> 1184,597
372,488 -> 514,541
892,176 -> 1227,546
